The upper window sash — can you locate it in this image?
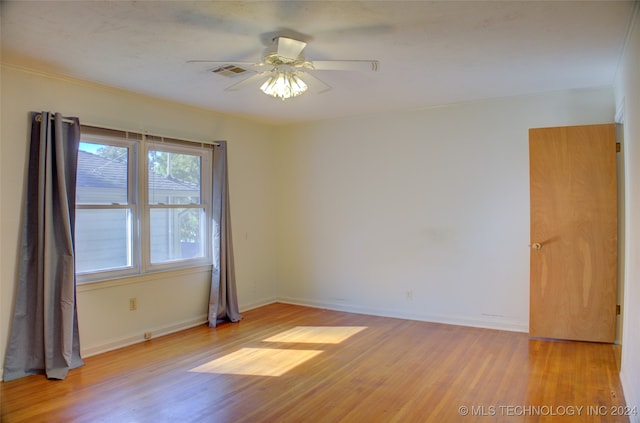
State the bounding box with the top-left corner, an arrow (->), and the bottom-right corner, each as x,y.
146,141 -> 207,207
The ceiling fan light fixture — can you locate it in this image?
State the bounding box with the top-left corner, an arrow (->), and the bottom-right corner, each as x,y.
260,70 -> 308,100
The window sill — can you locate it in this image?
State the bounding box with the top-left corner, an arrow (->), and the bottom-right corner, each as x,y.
77,265 -> 213,292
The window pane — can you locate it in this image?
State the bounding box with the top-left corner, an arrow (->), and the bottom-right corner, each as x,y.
148,150 -> 201,205
77,142 -> 128,204
150,208 -> 205,263
76,209 -> 132,273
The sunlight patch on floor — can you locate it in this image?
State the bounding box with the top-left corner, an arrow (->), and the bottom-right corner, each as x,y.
189,348 -> 323,377
262,326 -> 368,344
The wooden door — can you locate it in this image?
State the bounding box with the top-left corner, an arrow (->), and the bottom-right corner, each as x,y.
529,124 -> 617,342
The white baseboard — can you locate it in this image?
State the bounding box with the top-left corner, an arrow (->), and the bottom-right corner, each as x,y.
80,315 -> 208,358
620,369 -> 640,423
276,297 -> 529,333
78,297 -> 526,360
239,297 -> 278,313
79,298 -> 279,359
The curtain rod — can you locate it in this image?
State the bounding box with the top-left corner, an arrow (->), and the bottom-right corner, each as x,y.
34,113 -> 76,125
33,115 -> 221,147
81,122 -> 221,147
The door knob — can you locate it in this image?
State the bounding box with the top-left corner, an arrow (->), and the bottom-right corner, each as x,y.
530,242 -> 542,250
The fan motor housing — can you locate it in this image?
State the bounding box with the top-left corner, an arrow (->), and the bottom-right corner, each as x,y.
263,46 -> 303,65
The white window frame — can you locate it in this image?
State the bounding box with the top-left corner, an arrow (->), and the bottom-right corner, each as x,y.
76,127 -> 212,284
143,139 -> 212,273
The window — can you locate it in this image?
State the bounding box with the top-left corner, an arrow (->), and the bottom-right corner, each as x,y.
75,127 -> 212,283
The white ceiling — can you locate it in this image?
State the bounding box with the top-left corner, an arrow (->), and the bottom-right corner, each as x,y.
1,1 -> 635,124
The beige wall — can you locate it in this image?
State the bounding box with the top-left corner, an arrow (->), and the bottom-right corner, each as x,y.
275,88 -> 615,330
615,6 -> 640,419
0,66 -> 279,362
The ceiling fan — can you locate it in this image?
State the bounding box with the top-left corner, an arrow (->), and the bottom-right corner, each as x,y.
188,36 -> 379,100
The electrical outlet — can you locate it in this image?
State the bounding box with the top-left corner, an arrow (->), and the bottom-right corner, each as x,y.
129,297 -> 137,311
406,290 -> 413,301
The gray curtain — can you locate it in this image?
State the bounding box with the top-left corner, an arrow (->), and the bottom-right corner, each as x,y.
3,112 -> 83,381
208,141 -> 242,327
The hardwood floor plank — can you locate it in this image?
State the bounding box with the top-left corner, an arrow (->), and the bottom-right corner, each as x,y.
0,303 -> 630,422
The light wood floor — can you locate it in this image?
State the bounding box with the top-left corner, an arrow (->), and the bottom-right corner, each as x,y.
1,303 -> 629,422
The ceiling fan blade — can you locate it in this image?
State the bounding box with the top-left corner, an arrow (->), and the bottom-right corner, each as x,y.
187,60 -> 256,65
277,37 -> 307,60
225,72 -> 271,91
310,60 -> 379,72
298,72 -> 332,94
187,60 -> 268,73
